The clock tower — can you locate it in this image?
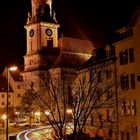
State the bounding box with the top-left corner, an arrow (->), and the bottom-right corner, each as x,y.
23,0 -> 60,90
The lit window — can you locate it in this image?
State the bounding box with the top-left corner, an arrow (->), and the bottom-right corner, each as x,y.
127,100 -> 131,115
132,100 -> 136,115
122,100 -> 126,115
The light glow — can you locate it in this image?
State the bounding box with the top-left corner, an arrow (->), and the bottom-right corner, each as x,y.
45,111 -> 50,116
66,109 -> 72,114
2,114 -> 7,120
9,66 -> 17,71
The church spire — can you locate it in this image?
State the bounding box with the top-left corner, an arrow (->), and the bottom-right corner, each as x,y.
27,0 -> 55,24
45,0 -> 52,16
31,0 -> 45,17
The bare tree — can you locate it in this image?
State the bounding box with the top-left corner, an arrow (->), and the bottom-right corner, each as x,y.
20,57 -> 121,140
69,58 -> 119,139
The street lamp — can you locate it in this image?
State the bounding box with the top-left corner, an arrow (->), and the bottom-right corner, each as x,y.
6,66 -> 17,140
2,114 -> 7,128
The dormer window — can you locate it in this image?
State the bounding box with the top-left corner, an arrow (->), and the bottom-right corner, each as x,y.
105,45 -> 111,57
119,28 -> 133,40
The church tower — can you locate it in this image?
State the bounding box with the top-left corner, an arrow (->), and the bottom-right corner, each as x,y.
22,0 -> 60,90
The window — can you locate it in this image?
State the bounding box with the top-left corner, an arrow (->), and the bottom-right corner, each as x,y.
1,88 -> 4,91
1,102 -> 4,105
67,86 -> 73,106
96,89 -> 102,101
108,129 -> 112,137
120,131 -> 124,140
90,114 -> 94,126
30,41 -> 33,51
122,100 -> 126,115
130,74 -> 135,89
120,28 -> 133,40
126,132 -> 130,140
137,75 -> 140,81
119,50 -> 128,65
98,71 -> 102,82
90,68 -> 94,82
8,94 -> 11,98
129,48 -> 134,63
47,39 -> 53,48
1,94 -> 4,98
106,109 -> 110,122
106,69 -> 112,79
17,85 -> 21,89
132,100 -> 136,115
120,75 -> 129,90
106,89 -> 113,100
127,101 -> 131,114
8,102 -> 11,105
17,94 -> 21,98
105,45 -> 111,57
19,76 -> 23,81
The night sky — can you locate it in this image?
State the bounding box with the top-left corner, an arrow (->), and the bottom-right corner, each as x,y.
0,0 -> 139,71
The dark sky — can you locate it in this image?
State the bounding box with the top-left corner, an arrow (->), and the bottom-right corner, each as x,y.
0,0 -> 139,70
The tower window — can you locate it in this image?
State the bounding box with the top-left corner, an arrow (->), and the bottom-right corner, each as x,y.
30,41 -> 33,51
47,39 -> 53,48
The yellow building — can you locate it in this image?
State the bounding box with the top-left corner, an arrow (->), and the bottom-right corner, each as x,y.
113,6 -> 140,140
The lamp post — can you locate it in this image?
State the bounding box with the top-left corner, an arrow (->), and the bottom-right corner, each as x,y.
6,66 -> 17,140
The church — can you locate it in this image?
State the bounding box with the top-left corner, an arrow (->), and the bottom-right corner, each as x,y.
0,0 -> 140,140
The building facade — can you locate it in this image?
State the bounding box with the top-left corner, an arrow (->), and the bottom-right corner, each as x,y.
113,7 -> 140,140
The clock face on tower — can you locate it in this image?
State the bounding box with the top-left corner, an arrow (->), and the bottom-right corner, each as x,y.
29,29 -> 34,37
45,28 -> 53,36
